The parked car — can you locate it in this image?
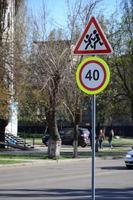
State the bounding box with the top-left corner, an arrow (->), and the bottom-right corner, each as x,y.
125,147 -> 133,169
42,127 -> 90,147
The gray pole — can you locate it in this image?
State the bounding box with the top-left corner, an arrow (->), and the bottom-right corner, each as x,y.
91,94 -> 96,200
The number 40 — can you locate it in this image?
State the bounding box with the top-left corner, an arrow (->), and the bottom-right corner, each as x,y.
85,69 -> 99,81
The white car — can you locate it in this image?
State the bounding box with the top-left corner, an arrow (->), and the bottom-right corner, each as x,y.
125,148 -> 133,169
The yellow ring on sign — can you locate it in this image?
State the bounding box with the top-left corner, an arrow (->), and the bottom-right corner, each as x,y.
76,56 -> 110,95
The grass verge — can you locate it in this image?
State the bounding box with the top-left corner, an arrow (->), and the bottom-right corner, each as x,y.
0,159 -> 27,165
0,147 -> 131,160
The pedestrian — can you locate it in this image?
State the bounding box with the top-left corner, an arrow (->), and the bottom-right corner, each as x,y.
88,126 -> 92,149
108,128 -> 114,148
95,123 -> 100,152
98,128 -> 105,149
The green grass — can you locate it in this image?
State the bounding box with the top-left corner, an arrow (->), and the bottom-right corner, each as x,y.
0,153 -> 47,160
61,147 -> 129,159
0,148 -> 129,163
112,137 -> 133,146
102,137 -> 133,147
26,138 -> 43,145
0,159 -> 26,164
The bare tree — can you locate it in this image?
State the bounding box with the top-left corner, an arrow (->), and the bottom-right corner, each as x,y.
29,29 -> 71,158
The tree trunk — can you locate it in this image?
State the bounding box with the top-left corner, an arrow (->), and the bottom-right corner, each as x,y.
73,124 -> 79,158
96,123 -> 100,152
73,106 -> 81,158
46,108 -> 61,159
46,71 -> 61,159
0,119 -> 8,149
48,138 -> 61,159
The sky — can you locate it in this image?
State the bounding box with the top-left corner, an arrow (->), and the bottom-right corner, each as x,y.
27,0 -> 121,33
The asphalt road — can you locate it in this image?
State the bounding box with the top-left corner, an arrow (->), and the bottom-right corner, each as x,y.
0,157 -> 133,200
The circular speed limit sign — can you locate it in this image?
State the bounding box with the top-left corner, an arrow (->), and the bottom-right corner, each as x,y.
76,56 -> 110,94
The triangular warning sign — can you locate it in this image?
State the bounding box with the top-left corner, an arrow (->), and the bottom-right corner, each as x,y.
73,16 -> 113,55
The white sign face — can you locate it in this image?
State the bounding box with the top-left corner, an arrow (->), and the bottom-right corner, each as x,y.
79,61 -> 105,91
74,16 -> 113,55
79,24 -> 106,51
76,57 -> 110,95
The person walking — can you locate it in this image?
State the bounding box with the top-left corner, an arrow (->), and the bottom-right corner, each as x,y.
108,128 -> 114,148
98,128 -> 105,149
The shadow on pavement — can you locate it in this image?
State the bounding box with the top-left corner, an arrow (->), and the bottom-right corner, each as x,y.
101,166 -> 127,170
0,187 -> 133,199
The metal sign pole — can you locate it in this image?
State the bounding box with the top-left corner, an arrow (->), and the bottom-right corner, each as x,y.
74,16 -> 112,200
92,94 -> 96,200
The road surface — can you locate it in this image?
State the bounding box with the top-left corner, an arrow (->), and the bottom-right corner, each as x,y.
0,157 -> 132,200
